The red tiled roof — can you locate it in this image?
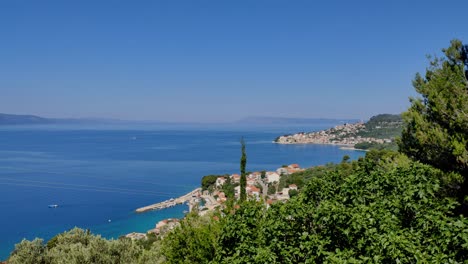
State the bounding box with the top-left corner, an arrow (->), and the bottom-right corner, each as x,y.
250,186 -> 260,192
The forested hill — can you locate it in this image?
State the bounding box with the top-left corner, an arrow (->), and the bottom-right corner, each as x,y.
357,114 -> 403,139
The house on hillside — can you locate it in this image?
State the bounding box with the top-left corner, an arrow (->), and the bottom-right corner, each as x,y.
266,172 -> 280,183
249,186 -> 261,198
276,167 -> 289,175
247,176 -> 256,186
231,174 -> 241,184
217,192 -> 227,203
277,187 -> 290,200
289,164 -> 300,169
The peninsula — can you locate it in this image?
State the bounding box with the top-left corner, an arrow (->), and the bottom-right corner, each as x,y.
275,114 -> 403,150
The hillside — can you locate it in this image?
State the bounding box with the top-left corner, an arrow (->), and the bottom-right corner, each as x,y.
357,114 -> 403,139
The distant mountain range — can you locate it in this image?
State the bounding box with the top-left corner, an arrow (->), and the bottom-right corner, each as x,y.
0,113 -> 48,125
0,113 -> 361,126
0,113 -> 127,125
237,116 -> 360,125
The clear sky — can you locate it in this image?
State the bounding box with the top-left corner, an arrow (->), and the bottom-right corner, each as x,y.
1,0 -> 467,122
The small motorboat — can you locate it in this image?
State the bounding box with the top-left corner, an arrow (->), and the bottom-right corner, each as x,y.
48,204 -> 58,208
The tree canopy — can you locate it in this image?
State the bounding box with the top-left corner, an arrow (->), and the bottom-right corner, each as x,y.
399,39 -> 468,201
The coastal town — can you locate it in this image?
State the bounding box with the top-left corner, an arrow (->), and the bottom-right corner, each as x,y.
275,122 -> 393,146
127,163 -> 305,240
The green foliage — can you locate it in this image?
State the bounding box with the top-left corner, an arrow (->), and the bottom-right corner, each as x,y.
357,114 -> 403,139
240,138 -> 247,201
354,141 -> 398,151
136,242 -> 165,264
221,176 -> 235,199
162,212 -> 221,264
213,153 -> 468,263
267,184 -> 276,195
8,239 -> 46,264
288,189 -> 299,198
341,155 -> 350,163
136,232 -> 158,250
278,162 -> 341,190
201,175 -> 219,191
214,201 -> 272,263
9,228 -> 143,264
399,39 -> 468,200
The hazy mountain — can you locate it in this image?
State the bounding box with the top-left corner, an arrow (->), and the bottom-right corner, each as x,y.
237,116 -> 360,125
0,113 -> 51,125
0,113 -> 362,126
0,113 -> 127,125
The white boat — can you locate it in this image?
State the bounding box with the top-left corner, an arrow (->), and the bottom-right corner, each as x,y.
48,204 -> 58,208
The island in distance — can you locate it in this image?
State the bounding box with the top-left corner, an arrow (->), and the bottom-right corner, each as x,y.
274,114 -> 403,151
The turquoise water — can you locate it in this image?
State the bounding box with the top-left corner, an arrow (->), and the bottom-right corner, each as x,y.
0,123 -> 365,259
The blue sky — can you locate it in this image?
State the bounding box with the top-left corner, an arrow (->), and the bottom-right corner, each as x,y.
1,0 -> 467,122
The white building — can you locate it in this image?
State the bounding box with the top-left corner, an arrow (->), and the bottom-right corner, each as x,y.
266,172 -> 280,183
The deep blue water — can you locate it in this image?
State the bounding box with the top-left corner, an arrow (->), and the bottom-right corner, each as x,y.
0,123 -> 365,259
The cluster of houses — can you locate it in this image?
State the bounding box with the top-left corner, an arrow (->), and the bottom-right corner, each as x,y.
208,163 -> 304,204
275,122 -> 393,146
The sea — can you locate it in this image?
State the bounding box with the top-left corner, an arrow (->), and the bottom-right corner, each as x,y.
0,122 -> 365,259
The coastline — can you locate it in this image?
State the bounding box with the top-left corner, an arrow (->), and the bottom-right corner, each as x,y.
274,140 -> 366,149
274,141 -> 354,147
273,140 -> 368,152
339,146 -> 369,151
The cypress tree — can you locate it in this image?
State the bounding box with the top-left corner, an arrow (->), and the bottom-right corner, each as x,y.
240,137 -> 247,201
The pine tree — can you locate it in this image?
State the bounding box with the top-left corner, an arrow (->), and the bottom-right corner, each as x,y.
399,39 -> 468,202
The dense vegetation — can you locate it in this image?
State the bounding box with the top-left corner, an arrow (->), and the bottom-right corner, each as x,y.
7,40 -> 468,263
354,141 -> 398,151
278,163 -> 338,190
356,114 -> 403,140
399,39 -> 468,204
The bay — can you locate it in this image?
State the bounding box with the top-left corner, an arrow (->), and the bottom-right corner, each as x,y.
0,122 -> 365,259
